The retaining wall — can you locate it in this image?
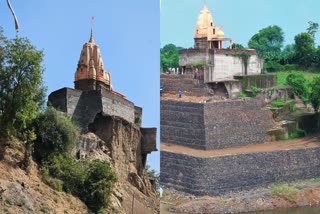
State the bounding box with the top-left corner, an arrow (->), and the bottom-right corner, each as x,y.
161,99 -> 272,150
160,147 -> 320,196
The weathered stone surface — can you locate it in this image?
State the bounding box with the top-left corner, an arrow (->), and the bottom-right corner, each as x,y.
161,99 -> 272,150
160,147 -> 320,196
48,87 -> 136,130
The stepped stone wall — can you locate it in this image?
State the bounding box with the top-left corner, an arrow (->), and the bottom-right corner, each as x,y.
161,147 -> 320,196
161,99 -> 272,150
161,74 -> 212,96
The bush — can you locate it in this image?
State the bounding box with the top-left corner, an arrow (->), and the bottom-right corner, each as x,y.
264,61 -> 283,72
310,77 -> 320,112
270,99 -> 286,108
81,160 -> 117,212
250,86 -> 262,97
286,73 -> 309,100
288,129 -> 306,139
33,107 -> 80,162
42,154 -> 116,212
283,64 -> 299,71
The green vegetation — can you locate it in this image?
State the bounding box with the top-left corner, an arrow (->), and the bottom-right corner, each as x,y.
33,107 -> 80,162
309,77 -> 320,112
248,25 -> 284,58
160,44 -> 179,72
288,129 -> 307,139
250,85 -> 262,97
0,29 -> 46,139
271,184 -> 299,195
146,164 -> 160,192
191,62 -> 206,67
239,92 -> 248,98
270,99 -> 286,108
0,29 -> 117,213
276,71 -> 320,86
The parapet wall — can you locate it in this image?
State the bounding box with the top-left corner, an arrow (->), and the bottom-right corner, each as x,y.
161,99 -> 272,150
161,147 -> 320,196
48,87 -> 136,130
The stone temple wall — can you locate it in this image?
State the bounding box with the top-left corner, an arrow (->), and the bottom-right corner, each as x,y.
48,87 -> 136,130
161,99 -> 272,150
161,147 -> 320,196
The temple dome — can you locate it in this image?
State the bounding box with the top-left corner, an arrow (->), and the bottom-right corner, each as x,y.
194,3 -> 214,38
74,29 -> 111,87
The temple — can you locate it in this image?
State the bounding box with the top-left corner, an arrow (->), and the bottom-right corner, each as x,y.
74,29 -> 125,97
194,3 -> 232,49
48,29 -> 157,163
162,3 -> 273,98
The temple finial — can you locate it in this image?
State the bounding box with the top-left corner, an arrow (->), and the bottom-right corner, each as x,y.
89,27 -> 94,43
89,16 -> 94,43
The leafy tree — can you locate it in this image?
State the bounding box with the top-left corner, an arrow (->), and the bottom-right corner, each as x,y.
306,21 -> 319,41
248,25 -> 284,58
231,43 -> 244,49
294,32 -> 315,67
160,44 -> 179,71
33,107 -> 80,162
310,77 -> 320,112
0,34 -> 46,138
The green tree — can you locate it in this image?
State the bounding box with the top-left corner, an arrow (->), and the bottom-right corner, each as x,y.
294,32 -> 315,67
0,35 -> 46,138
248,25 -> 284,58
231,43 -> 244,49
310,77 -> 320,112
306,21 -> 319,41
33,107 -> 80,162
160,44 -> 179,71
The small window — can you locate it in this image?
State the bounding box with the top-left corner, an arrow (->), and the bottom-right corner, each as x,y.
213,29 -> 216,34
211,22 -> 213,26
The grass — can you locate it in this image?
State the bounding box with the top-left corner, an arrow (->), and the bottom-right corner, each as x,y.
277,71 -> 320,86
271,184 -> 299,195
269,99 -> 286,108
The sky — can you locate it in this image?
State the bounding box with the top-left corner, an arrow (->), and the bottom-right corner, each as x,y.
0,0 -> 160,172
161,0 -> 320,48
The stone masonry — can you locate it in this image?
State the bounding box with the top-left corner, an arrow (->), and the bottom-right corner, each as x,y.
161,147 -> 320,196
161,99 -> 272,150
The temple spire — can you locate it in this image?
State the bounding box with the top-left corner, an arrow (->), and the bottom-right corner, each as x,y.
89,28 -> 94,43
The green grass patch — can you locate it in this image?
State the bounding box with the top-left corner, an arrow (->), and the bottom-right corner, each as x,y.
270,99 -> 286,108
271,184 -> 299,195
277,71 -> 320,86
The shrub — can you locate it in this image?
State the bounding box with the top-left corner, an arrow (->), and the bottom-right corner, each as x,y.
288,129 -> 306,139
270,99 -> 286,108
81,160 -> 117,212
33,107 -> 80,162
250,86 -> 262,97
286,73 -> 309,100
239,92 -> 247,98
41,154 -> 116,212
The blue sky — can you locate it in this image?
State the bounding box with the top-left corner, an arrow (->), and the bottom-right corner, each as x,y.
161,0 -> 320,48
0,0 -> 160,172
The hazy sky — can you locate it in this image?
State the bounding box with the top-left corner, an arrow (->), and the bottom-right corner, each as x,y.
0,0 -> 160,171
161,0 -> 320,48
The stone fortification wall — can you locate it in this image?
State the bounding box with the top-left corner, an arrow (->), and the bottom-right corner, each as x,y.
161,147 -> 320,196
204,100 -> 271,149
48,87 -> 135,130
160,74 -> 212,96
161,100 -> 206,150
161,99 -> 272,150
